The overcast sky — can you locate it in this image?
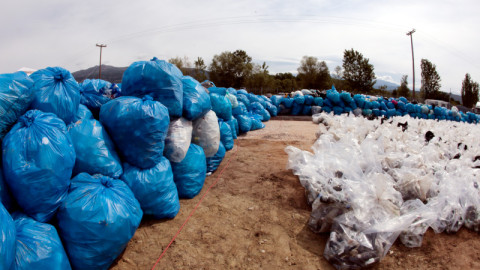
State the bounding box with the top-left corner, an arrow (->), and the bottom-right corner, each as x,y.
1,0 -> 479,94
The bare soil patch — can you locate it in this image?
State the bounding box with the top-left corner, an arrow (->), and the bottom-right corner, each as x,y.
111,119 -> 480,270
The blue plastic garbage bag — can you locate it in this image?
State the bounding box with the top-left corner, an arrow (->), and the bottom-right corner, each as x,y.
2,110 -> 75,222
281,97 -> 294,108
293,94 -> 305,105
248,93 -> 266,108
227,88 -> 237,96
249,113 -> 265,130
206,142 -> 226,173
314,97 -> 323,107
333,106 -> 343,115
340,92 -> 353,104
232,101 -> 247,116
210,93 -> 232,121
326,89 -> 341,105
0,203 -> 15,270
100,96 -> 170,169
79,79 -> 112,118
181,76 -> 211,121
218,120 -> 234,151
11,212 -> 71,270
30,67 -> 81,124
270,95 -> 282,107
121,158 -> 180,219
237,89 -> 248,95
265,102 -> 278,117
75,104 -> 93,121
57,173 -> 142,270
121,57 -> 183,117
68,117 -> 123,178
0,71 -> 34,139
208,87 -> 227,96
235,114 -> 252,133
236,94 -> 250,108
353,95 -> 365,108
304,95 -> 314,105
0,165 -> 14,211
171,144 -> 206,199
323,106 -> 332,114
362,109 -> 373,116
259,109 -> 271,121
302,105 -> 312,115
227,117 -> 238,139
292,102 -> 303,115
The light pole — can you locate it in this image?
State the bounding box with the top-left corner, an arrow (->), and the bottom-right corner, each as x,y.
406,29 -> 416,100
96,44 -> 107,79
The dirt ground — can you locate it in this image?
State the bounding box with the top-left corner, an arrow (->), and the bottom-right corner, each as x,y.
111,119 -> 480,270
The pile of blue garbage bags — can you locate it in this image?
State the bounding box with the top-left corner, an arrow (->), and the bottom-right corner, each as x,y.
0,58 -> 277,269
270,87 -> 480,124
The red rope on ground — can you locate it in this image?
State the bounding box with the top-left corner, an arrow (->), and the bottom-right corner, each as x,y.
151,145 -> 239,270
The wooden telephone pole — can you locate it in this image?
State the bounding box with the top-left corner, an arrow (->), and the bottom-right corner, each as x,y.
96,44 -> 107,79
406,29 -> 416,100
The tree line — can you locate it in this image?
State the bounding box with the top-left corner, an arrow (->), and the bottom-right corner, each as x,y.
169,49 -> 479,108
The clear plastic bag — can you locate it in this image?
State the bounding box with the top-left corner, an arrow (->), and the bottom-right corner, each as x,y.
164,117 -> 192,163
192,110 -> 220,157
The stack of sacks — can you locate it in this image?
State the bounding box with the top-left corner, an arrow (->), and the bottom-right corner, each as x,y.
100,94 -> 179,219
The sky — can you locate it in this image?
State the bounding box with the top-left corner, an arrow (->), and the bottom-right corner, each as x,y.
1,0 -> 479,94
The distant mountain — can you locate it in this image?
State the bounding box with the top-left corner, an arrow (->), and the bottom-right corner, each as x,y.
373,79 -> 399,91
72,65 -> 127,83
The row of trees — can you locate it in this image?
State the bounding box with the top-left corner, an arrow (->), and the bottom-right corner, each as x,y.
169,50 -> 480,108
171,49 -> 377,94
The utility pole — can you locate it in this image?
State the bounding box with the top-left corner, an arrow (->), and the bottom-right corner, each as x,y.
406,29 -> 416,100
96,44 -> 107,79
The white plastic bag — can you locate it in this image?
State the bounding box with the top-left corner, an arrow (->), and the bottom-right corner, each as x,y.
192,110 -> 220,157
164,117 -> 193,162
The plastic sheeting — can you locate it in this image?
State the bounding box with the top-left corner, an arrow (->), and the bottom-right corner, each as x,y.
0,71 -> 34,140
30,67 -> 81,124
219,120 -> 234,151
171,144 -> 207,199
181,76 -> 211,121
0,204 -> 15,270
2,110 -> 75,222
57,173 -> 142,270
210,93 -> 232,121
11,212 -> 71,270
192,110 -> 220,157
79,79 -> 112,118
121,157 -> 180,219
68,117 -> 123,178
164,117 -> 193,163
100,96 -> 170,169
121,57 -> 183,117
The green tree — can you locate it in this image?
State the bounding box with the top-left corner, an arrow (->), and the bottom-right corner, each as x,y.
168,56 -> 192,75
245,62 -> 274,95
297,56 -> 331,89
342,49 -> 376,92
397,75 -> 411,98
461,73 -> 479,108
420,59 -> 441,99
209,50 -> 253,88
273,72 -> 298,93
193,57 -> 207,82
